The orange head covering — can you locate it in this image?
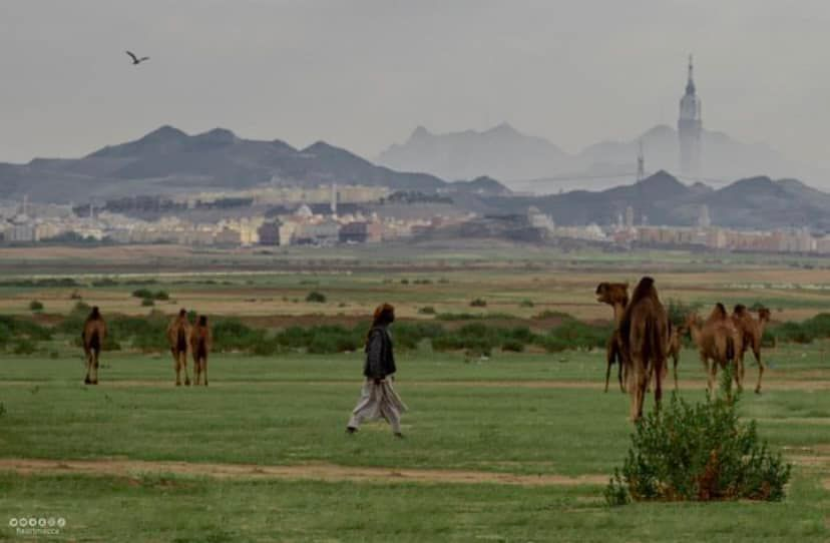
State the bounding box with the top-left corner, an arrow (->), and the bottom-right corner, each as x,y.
372,303 -> 395,326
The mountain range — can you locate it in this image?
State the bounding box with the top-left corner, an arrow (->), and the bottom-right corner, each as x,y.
3,125 -> 830,231
488,170 -> 830,231
377,123 -> 825,193
0,126 -> 452,203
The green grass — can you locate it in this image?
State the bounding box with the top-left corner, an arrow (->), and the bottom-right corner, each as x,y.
0,473 -> 826,542
0,349 -> 828,541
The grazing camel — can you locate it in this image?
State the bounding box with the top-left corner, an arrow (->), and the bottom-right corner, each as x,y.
190,315 -> 212,386
81,307 -> 108,385
619,277 -> 669,422
595,282 -> 629,393
685,304 -> 744,399
732,305 -> 771,394
167,309 -> 192,386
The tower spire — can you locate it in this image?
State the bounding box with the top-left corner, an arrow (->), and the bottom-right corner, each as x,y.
685,54 -> 696,95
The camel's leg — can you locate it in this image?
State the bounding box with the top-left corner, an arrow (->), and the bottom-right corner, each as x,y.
203,357 -> 209,387
707,359 -> 718,401
193,357 -> 200,386
654,358 -> 664,413
627,360 -> 638,422
604,337 -> 615,393
672,353 -> 679,391
629,357 -> 647,422
174,352 -> 182,386
181,352 -> 191,386
636,363 -> 648,421
753,346 -> 764,394
734,356 -> 744,394
620,357 -> 629,393
84,351 -> 92,384
617,358 -> 624,393
604,359 -> 612,393
91,352 -> 99,384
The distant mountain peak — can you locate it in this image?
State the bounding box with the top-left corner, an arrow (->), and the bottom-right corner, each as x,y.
192,127 -> 238,146
140,125 -> 189,142
302,140 -> 338,154
485,122 -> 520,137
410,126 -> 431,141
379,123 -> 567,182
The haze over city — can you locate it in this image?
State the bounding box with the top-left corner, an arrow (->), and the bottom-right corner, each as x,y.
2,0 -> 828,174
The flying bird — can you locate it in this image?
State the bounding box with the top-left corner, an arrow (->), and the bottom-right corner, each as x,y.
126,51 -> 150,65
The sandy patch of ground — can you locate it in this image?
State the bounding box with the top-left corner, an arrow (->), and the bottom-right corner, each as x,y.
0,458 -> 606,487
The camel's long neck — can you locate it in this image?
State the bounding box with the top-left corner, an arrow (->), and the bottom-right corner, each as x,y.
757,317 -> 769,336
689,323 -> 702,346
612,303 -> 626,325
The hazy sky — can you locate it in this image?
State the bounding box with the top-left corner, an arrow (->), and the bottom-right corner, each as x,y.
2,0 -> 828,170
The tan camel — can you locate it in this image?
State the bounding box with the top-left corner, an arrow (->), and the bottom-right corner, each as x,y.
685,304 -> 744,399
595,282 -> 629,393
619,277 -> 669,422
190,315 -> 212,386
732,304 -> 771,394
167,309 -> 192,386
81,306 -> 108,385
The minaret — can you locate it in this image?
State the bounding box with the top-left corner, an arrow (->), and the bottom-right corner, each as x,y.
330,183 -> 338,216
678,55 -> 702,176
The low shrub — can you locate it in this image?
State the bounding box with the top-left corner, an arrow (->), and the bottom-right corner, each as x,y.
548,320 -> 610,351
418,306 -> 436,315
213,319 -> 267,352
393,322 -> 444,350
12,338 -> 38,355
470,298 -> 487,307
132,288 -> 154,299
519,299 -> 535,308
502,339 -> 525,352
532,310 -> 574,321
132,288 -> 170,301
0,316 -> 52,342
606,372 -> 791,505
71,301 -> 91,316
29,300 -> 44,312
306,291 -> 327,303
768,313 -> 830,344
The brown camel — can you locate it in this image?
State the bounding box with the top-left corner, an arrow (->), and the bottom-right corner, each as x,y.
167,309 -> 192,386
190,315 -> 212,386
618,277 -> 669,422
81,306 -> 108,385
685,303 -> 744,399
595,282 -> 629,393
732,304 -> 771,394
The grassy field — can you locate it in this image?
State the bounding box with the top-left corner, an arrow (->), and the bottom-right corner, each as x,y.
5,258 -> 830,324
1,245 -> 830,541
1,348 -> 829,542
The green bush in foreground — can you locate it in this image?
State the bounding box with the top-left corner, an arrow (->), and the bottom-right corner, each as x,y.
29,300 -> 44,313
606,372 -> 791,505
305,291 -> 327,303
